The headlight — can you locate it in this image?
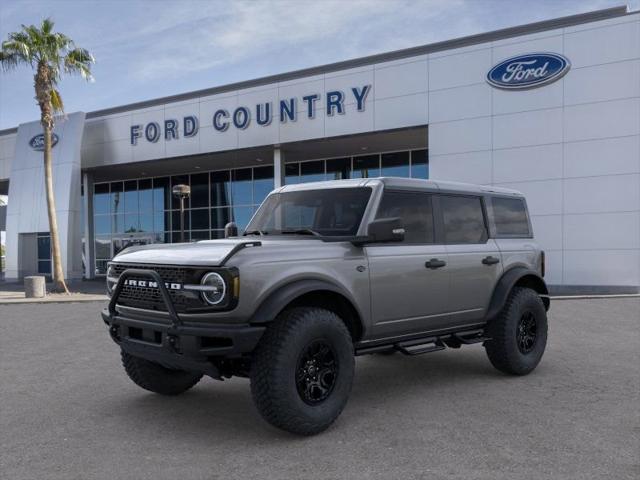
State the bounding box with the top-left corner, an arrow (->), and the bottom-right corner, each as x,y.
200,272 -> 226,305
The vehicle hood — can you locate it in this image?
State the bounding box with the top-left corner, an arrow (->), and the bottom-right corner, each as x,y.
111,237 -> 333,267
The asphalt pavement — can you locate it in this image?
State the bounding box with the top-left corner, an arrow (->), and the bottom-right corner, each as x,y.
1,298 -> 638,479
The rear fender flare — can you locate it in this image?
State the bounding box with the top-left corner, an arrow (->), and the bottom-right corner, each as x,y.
485,267 -> 550,321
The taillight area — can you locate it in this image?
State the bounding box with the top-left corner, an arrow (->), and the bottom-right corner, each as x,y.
540,251 -> 546,277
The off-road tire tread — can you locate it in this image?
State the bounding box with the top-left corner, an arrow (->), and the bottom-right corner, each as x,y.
121,351 -> 202,395
250,307 -> 354,435
484,286 -> 547,376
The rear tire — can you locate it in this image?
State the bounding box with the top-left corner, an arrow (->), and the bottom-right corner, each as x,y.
121,351 -> 202,395
484,287 -> 547,375
250,307 -> 354,435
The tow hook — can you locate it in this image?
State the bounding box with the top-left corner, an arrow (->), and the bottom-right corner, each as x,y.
109,325 -> 121,342
167,334 -> 180,353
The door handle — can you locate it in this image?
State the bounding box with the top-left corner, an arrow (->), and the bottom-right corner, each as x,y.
482,256 -> 500,265
425,258 -> 446,269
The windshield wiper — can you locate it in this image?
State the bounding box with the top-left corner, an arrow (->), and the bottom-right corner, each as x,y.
280,228 -> 321,237
243,229 -> 268,236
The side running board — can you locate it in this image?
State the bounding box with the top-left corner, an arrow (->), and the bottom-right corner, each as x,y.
355,328 -> 491,356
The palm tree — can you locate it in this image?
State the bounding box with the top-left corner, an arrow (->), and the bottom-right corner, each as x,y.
0,18 -> 94,293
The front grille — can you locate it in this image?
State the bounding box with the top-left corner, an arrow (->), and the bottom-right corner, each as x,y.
111,263 -> 205,312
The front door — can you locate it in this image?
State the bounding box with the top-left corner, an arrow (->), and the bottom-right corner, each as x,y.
365,190 -> 450,338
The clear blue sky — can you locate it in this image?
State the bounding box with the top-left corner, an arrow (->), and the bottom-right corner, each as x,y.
0,0 -> 634,130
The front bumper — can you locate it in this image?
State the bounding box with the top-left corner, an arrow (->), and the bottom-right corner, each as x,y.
102,268 -> 264,377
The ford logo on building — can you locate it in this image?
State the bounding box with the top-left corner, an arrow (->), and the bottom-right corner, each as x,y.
29,133 -> 59,151
487,53 -> 570,90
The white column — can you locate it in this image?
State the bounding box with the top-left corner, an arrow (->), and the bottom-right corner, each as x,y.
83,172 -> 95,279
273,147 -> 285,188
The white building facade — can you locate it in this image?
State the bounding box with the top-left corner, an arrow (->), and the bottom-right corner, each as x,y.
0,6 -> 638,293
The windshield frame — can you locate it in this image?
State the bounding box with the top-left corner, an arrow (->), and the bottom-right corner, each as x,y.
245,186 -> 375,238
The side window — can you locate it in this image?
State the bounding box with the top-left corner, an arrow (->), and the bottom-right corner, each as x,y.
375,191 -> 434,243
440,195 -> 487,244
491,197 -> 531,237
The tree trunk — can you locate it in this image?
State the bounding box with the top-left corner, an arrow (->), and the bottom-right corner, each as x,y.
43,122 -> 69,294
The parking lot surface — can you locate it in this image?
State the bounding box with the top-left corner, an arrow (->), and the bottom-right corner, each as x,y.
1,298 -> 638,480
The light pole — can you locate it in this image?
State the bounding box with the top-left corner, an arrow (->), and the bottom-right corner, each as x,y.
172,184 -> 191,243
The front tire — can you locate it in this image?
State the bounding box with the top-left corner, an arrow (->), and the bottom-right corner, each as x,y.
484,287 -> 548,375
250,307 -> 355,435
121,351 -> 202,395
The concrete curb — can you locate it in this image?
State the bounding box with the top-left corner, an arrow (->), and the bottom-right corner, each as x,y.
0,295 -> 108,305
550,294 -> 640,300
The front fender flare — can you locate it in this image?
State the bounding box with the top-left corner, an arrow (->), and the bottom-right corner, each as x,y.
485,267 -> 550,321
248,279 -> 361,325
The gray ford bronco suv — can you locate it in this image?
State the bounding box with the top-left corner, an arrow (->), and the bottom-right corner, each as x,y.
102,177 -> 550,435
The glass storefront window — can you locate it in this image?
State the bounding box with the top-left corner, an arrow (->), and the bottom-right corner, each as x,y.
253,166 -> 274,204
153,177 -> 171,211
190,208 -> 210,230
326,158 -> 350,180
111,182 -> 123,216
94,183 -> 110,214
91,148 -> 427,273
285,163 -> 300,184
153,211 -> 169,232
353,154 -> 380,178
139,213 -> 153,232
138,179 -> 153,212
300,160 -> 325,183
94,215 -> 111,235
190,172 -> 209,208
381,151 -> 410,177
124,180 -> 138,213
190,230 -> 210,241
113,214 -> 124,234
95,235 -> 111,260
211,171 -> 231,207
231,168 -> 252,206
411,149 -> 429,179
171,210 -> 190,232
211,207 -> 231,229
124,213 -> 139,232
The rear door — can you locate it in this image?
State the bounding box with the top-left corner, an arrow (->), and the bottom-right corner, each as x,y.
366,190 -> 450,338
438,194 -> 503,327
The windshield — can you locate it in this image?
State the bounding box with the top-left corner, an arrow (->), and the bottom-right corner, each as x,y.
245,187 -> 372,237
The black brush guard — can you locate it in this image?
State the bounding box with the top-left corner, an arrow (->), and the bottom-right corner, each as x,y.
103,268 -> 264,378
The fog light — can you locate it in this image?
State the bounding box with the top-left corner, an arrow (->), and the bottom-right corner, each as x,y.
200,272 -> 226,305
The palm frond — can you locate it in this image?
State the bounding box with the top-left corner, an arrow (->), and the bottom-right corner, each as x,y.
50,88 -> 64,113
41,17 -> 54,35
0,51 -> 20,70
64,47 -> 94,81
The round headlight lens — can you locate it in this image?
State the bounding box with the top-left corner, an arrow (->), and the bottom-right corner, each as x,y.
200,272 -> 226,305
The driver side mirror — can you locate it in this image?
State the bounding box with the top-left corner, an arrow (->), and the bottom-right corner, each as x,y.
224,222 -> 238,238
366,217 -> 405,243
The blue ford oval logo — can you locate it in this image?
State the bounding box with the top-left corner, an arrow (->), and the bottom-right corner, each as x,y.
487,53 -> 570,90
29,133 -> 59,151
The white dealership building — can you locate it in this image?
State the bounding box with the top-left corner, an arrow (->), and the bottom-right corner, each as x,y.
0,5 -> 638,293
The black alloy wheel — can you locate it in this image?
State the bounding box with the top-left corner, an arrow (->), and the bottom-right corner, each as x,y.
516,311 -> 538,354
296,340 -> 339,405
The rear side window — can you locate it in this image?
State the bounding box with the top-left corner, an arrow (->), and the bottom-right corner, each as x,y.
491,197 -> 531,237
376,191 -> 434,243
440,195 -> 487,244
